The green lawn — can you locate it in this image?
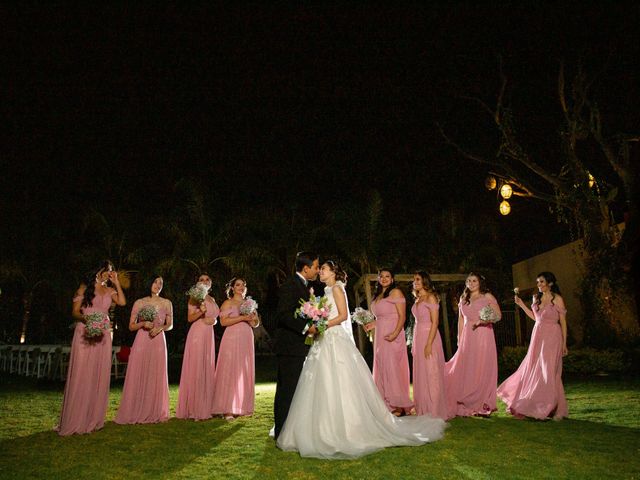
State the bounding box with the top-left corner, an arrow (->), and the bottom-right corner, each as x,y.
0,373 -> 639,480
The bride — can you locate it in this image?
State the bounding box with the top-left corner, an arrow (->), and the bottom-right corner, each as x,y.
277,260 -> 446,459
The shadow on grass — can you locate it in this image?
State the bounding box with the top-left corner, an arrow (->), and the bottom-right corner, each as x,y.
0,417 -> 243,479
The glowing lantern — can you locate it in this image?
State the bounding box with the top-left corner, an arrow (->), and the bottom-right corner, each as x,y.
499,200 -> 511,216
500,183 -> 513,199
484,176 -> 497,190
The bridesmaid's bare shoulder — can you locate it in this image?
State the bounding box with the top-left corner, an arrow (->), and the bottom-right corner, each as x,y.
553,294 -> 566,308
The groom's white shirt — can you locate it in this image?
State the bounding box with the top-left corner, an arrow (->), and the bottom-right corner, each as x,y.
296,272 -> 308,286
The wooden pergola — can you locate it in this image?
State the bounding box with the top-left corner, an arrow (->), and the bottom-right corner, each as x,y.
352,273 -> 468,358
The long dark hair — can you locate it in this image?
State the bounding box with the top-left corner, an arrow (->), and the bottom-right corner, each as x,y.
373,268 -> 397,300
146,274 -> 163,296
324,260 -> 347,284
225,276 -> 247,299
82,260 -> 115,308
534,271 -> 561,308
413,271 -> 440,302
461,271 -> 489,305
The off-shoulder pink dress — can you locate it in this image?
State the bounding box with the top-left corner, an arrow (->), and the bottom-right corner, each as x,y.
212,305 -> 255,416
115,303 -> 170,424
411,302 -> 448,419
176,296 -> 219,420
57,291 -> 113,436
497,302 -> 568,419
371,295 -> 413,412
445,295 -> 500,417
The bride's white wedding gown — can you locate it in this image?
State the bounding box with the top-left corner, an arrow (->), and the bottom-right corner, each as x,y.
277,281 -> 446,459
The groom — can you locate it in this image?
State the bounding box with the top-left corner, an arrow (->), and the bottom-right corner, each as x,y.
273,251 -> 320,440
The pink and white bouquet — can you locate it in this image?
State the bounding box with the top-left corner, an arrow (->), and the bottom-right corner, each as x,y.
138,305 -> 158,323
84,312 -> 110,338
186,284 -> 208,303
239,296 -> 258,315
351,307 -> 376,342
479,305 -> 501,323
295,294 -> 331,345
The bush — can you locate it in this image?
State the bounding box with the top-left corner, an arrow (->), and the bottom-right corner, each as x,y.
499,346 -> 632,376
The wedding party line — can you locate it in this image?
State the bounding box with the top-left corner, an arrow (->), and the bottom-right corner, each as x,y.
49,252 -> 568,459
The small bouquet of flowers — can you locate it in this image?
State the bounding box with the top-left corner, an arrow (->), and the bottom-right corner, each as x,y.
295,294 -> 331,345
138,305 -> 158,324
186,284 -> 208,303
239,296 -> 258,315
479,305 -> 501,324
351,307 -> 376,342
84,312 -> 110,338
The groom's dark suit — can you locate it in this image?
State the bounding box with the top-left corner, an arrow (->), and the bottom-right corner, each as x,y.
273,273 -> 311,439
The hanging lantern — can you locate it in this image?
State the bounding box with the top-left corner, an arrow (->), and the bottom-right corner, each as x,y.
500,183 -> 513,199
499,200 -> 511,215
588,172 -> 596,188
484,176 -> 497,190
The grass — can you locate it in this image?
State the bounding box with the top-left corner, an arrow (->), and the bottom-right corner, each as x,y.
1,367 -> 639,480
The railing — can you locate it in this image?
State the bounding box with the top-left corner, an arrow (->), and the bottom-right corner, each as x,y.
0,344 -> 128,380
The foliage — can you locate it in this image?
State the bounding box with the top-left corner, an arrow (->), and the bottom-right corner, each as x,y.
499,346 -> 632,376
441,60 -> 639,345
0,375 -> 639,479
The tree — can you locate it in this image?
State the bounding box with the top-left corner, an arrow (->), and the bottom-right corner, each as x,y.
440,60 -> 639,345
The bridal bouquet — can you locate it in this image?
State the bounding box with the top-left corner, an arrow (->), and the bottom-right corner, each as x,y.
239,296 -> 258,315
186,284 -> 208,303
295,294 -> 331,345
479,305 -> 501,324
138,305 -> 158,323
84,312 -> 110,338
351,307 -> 376,342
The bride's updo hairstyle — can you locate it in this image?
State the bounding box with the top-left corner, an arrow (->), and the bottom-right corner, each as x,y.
324,260 -> 347,284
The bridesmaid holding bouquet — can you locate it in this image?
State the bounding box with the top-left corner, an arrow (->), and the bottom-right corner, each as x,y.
176,273 -> 220,420
498,272 -> 568,420
115,275 -> 173,424
368,269 -> 413,416
411,271 -> 448,419
444,272 -> 501,418
212,277 -> 259,420
57,260 -> 126,436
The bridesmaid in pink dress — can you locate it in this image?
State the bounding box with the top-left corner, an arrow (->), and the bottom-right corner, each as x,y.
367,269 -> 413,416
498,271 -> 568,420
212,277 -> 260,420
445,272 -> 501,418
115,275 -> 173,424
411,271 -> 448,419
176,273 -> 220,421
57,260 -> 126,436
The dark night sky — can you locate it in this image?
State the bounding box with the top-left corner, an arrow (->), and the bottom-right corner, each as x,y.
1,4 -> 638,263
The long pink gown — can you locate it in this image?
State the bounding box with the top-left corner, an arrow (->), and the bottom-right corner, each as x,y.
497,302 -> 568,419
176,297 -> 219,420
57,291 -> 113,436
371,296 -> 413,412
211,305 -> 255,416
411,302 -> 448,419
445,296 -> 500,417
115,303 -> 170,424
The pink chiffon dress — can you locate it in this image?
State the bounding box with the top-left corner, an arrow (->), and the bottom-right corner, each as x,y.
411,302 -> 448,419
211,305 -> 255,416
57,291 -> 113,436
445,296 -> 500,417
115,303 -> 170,424
497,302 -> 568,419
371,295 -> 413,412
176,296 -> 219,420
